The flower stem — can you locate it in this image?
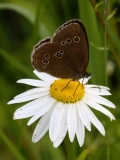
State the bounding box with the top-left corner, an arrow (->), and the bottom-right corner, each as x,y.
64,134 -> 72,160
104,0 -> 108,86
106,145 -> 110,160
104,1 -> 110,160
89,0 -> 120,68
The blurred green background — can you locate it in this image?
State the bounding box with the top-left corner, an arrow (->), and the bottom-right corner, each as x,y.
0,0 -> 120,160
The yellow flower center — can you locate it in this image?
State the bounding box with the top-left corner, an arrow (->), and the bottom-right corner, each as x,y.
50,79 -> 84,103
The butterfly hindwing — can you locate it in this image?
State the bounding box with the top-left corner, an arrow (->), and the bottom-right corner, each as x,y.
32,42 -> 79,78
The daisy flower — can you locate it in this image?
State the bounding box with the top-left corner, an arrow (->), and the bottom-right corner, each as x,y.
8,70 -> 115,148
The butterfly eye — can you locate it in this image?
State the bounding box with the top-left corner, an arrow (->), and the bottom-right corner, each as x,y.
44,54 -> 50,59
54,52 -> 63,58
73,36 -> 80,42
41,65 -> 46,68
61,41 -> 66,45
42,59 -> 49,64
59,50 -> 64,54
66,38 -> 72,43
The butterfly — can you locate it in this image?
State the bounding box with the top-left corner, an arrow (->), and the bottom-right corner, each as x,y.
31,19 -> 89,80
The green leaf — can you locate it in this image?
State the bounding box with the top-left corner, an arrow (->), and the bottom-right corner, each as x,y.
0,1 -> 50,37
0,129 -> 26,160
76,149 -> 89,160
0,48 -> 33,77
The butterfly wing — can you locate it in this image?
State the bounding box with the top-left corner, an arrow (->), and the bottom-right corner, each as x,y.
32,19 -> 89,79
31,40 -> 79,78
52,19 -> 89,77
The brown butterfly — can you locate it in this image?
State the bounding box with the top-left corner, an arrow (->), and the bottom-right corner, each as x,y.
31,19 -> 90,80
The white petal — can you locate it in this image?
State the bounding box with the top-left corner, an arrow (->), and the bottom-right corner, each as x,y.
17,79 -> 50,87
82,98 -> 115,121
13,95 -> 51,119
79,76 -> 91,84
85,87 -> 111,96
67,103 -> 77,142
84,84 -> 110,90
83,104 -> 105,135
14,88 -> 49,99
14,95 -> 51,112
53,105 -> 68,148
27,99 -> 56,126
49,102 -> 63,141
76,114 -> 85,147
32,106 -> 54,142
84,93 -> 116,108
8,91 -> 49,104
76,101 -> 91,131
33,70 -> 57,83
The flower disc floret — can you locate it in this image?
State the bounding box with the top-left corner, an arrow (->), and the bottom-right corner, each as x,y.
50,79 -> 84,103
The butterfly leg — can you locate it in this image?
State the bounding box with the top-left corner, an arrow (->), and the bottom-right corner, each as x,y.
73,81 -> 80,96
61,80 -> 72,91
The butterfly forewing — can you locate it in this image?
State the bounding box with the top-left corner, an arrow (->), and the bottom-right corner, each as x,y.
52,21 -> 89,76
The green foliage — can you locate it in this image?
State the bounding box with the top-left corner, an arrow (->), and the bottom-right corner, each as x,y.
0,0 -> 120,159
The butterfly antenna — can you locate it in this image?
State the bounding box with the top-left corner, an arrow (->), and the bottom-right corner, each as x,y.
98,85 -> 101,92
79,59 -> 86,75
90,72 -> 101,92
